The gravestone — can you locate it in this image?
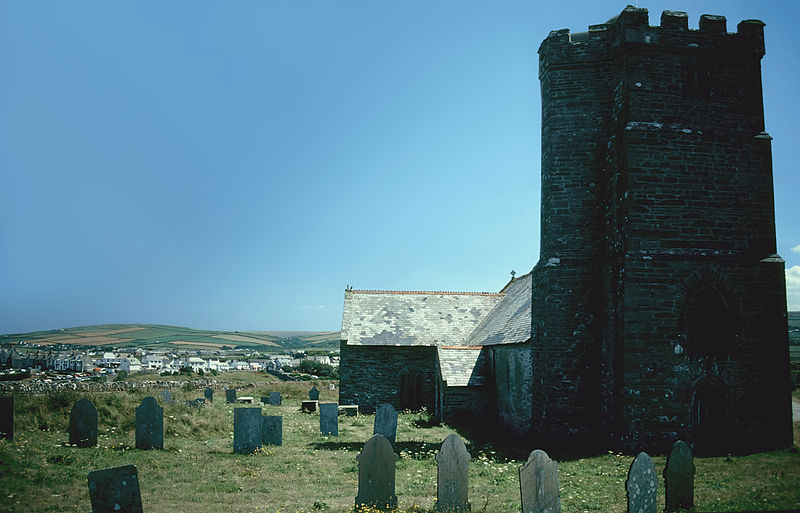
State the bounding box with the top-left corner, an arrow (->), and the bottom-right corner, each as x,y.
69,398 -> 98,447
519,449 -> 560,513
373,404 -> 398,444
262,415 -> 282,446
204,387 -> 213,402
320,403 -> 339,436
185,398 -> 205,407
626,452 -> 657,513
135,397 -> 163,450
226,388 -> 236,403
301,400 -> 318,413
87,464 -> 143,513
436,433 -> 471,512
269,392 -> 282,406
0,396 -> 13,440
308,385 -> 320,401
261,396 -> 269,405
355,434 -> 398,510
159,389 -> 173,404
664,441 -> 695,513
233,407 -> 262,454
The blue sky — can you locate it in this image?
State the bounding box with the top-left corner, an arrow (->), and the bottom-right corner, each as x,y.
1,1 -> 799,334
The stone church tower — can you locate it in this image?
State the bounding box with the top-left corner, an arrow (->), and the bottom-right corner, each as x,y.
531,6 -> 791,453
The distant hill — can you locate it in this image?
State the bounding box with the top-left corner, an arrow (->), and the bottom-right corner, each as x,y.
0,324 -> 341,351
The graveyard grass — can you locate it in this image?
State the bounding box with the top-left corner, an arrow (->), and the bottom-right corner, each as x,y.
1,377 -> 798,513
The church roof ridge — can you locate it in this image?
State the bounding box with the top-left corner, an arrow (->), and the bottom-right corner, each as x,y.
348,289 -> 503,297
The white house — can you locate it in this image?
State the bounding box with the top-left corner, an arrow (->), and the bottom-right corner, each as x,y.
97,352 -> 120,368
228,360 -> 249,371
119,357 -> 142,374
141,354 -> 166,371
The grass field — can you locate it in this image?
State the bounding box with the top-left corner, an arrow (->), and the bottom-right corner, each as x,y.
0,324 -> 342,351
1,378 -> 798,513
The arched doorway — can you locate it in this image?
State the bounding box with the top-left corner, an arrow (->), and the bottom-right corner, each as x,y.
399,369 -> 423,411
691,377 -> 731,456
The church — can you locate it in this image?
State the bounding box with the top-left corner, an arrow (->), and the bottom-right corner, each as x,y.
338,6 -> 792,454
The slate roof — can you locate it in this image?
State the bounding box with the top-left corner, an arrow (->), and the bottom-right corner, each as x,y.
463,272 -> 532,347
437,346 -> 488,387
341,290 -> 503,346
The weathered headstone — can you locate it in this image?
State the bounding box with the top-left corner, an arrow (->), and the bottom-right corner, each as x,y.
664,441 -> 695,513
301,400 -> 318,413
87,464 -> 143,513
519,449 -> 560,513
233,407 -> 262,454
626,452 -> 657,513
261,396 -> 269,405
436,433 -> 471,512
88,465 -> 142,513
308,385 -> 320,401
159,389 -> 173,404
262,415 -> 282,446
355,434 -> 398,510
373,403 -> 398,444
269,391 -> 282,406
69,398 -> 98,447
0,396 -> 13,440
225,388 -> 236,403
135,397 -> 163,450
320,403 -> 339,436
204,387 -> 213,403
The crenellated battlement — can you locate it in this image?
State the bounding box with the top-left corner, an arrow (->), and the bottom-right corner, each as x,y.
540,5 -> 765,56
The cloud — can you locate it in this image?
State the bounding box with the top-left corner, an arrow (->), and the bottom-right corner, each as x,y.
787,265 -> 800,311
792,245 -> 800,254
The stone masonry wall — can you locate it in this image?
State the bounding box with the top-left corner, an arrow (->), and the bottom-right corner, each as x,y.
534,6 -> 791,453
338,341 -> 436,414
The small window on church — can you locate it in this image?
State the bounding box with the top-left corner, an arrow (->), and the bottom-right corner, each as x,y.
685,286 -> 735,359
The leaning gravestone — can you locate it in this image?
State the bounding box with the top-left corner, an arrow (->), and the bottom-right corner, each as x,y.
69,398 -> 98,448
308,385 -> 320,401
269,392 -> 282,406
519,449 -> 560,513
226,388 -> 237,403
159,389 -> 173,404
233,407 -> 262,454
355,434 -> 398,510
0,396 -> 13,440
301,400 -> 318,413
87,464 -> 143,513
436,433 -> 471,512
135,397 -> 163,450
373,404 -> 398,444
626,452 -> 657,513
204,387 -> 213,403
262,415 -> 282,446
664,441 -> 695,513
320,403 -> 339,436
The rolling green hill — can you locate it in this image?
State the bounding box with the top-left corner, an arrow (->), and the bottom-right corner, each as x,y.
0,324 -> 341,351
